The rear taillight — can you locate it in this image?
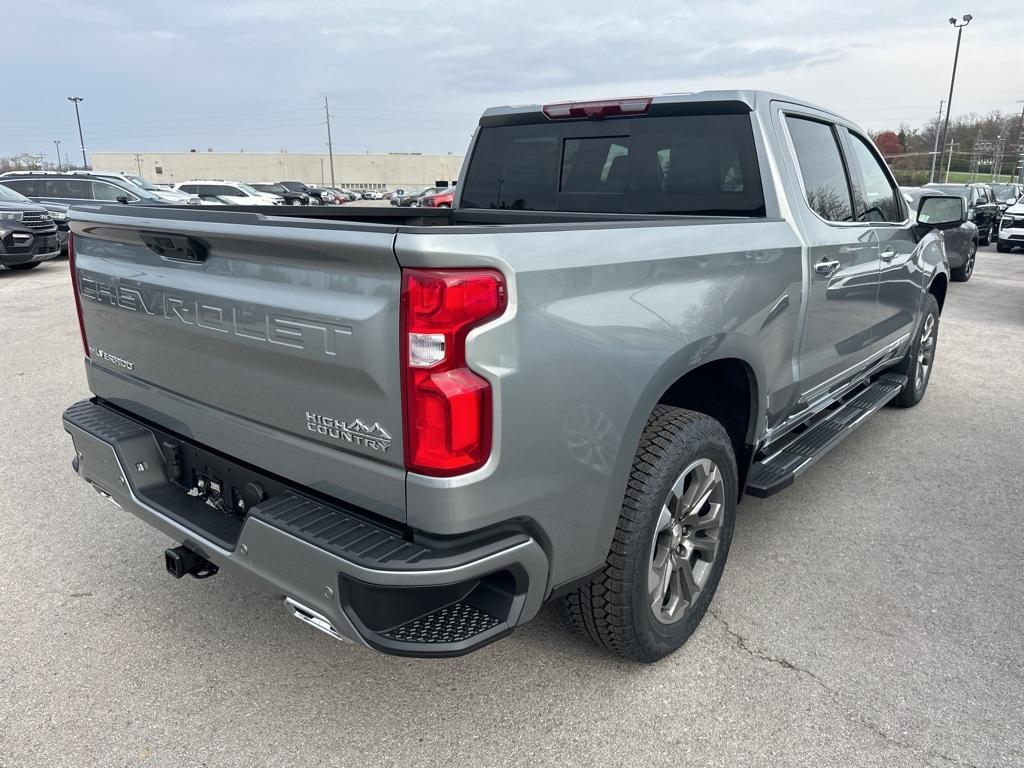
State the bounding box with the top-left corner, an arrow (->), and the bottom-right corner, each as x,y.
401,268 -> 506,476
542,96 -> 652,120
68,232 -> 89,357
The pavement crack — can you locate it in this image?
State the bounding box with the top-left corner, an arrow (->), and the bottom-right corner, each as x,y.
706,609 -> 983,768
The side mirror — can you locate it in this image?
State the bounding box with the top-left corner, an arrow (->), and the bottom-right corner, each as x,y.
966,209 -> 975,221
116,194 -> 129,204
917,195 -> 965,229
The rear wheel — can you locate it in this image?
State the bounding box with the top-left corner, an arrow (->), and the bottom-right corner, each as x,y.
951,241 -> 976,282
562,405 -> 737,662
289,199 -> 302,206
5,261 -> 42,271
890,293 -> 939,408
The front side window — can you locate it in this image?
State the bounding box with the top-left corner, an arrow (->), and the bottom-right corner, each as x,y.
91,181 -> 133,201
845,131 -> 901,222
786,116 -> 854,223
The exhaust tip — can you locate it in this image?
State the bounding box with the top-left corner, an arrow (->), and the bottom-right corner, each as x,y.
284,597 -> 350,643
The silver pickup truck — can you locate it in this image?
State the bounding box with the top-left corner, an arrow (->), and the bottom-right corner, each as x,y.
62,91 -> 962,662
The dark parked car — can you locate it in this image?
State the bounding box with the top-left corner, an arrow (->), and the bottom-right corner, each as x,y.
0,184 -> 61,271
250,183 -> 309,206
0,172 -> 171,208
278,181 -> 324,204
924,182 -> 1000,245
903,187 -> 978,281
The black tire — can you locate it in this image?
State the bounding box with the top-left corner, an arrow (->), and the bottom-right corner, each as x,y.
979,224 -> 991,246
951,240 -> 976,282
5,261 -> 42,271
890,293 -> 940,408
996,241 -> 1011,253
562,405 -> 737,662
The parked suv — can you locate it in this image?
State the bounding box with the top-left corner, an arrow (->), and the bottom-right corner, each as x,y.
997,197 -> 1024,252
249,183 -> 309,205
924,182 -> 1001,245
0,183 -> 60,270
0,172 -> 171,207
278,181 -> 324,204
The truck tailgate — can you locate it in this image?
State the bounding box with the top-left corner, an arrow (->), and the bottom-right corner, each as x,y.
70,208 -> 407,522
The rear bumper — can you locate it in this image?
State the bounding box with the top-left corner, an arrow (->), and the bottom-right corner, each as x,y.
62,399 -> 549,657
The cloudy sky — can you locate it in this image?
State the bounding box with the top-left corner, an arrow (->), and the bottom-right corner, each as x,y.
4,0 -> 1021,163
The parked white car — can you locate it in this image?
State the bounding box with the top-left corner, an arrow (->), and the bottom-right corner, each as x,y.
112,172 -> 201,205
172,181 -> 283,206
997,196 -> 1024,253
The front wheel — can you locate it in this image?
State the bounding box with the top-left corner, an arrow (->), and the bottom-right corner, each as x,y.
890,293 -> 940,408
289,199 -> 302,206
951,241 -> 976,282
562,405 -> 737,662
979,224 -> 991,246
996,240 -> 1011,253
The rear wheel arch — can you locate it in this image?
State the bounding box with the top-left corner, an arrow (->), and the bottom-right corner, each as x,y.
928,272 -> 948,314
656,357 -> 759,489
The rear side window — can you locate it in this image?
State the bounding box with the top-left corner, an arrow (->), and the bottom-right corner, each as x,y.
786,116 -> 853,223
45,178 -> 93,199
459,113 -> 765,216
3,179 -> 38,196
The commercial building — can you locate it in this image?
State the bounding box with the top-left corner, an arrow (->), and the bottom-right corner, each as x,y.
89,151 -> 465,189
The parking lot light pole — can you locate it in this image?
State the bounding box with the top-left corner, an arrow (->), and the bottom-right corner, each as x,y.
67,96 -> 88,168
928,100 -> 944,183
53,139 -> 62,172
936,15 -> 972,178
1016,100 -> 1024,184
324,97 -> 336,187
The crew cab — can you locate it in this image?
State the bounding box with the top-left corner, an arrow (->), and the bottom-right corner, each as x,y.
61,91 -> 956,661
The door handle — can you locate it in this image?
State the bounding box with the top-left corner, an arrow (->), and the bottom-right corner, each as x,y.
814,258 -> 840,275
880,247 -> 897,262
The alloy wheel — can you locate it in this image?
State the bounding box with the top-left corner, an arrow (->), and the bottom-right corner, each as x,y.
915,313 -> 936,391
648,458 -> 725,624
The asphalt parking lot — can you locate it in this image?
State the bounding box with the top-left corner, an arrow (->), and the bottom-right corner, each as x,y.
1,245 -> 1022,768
